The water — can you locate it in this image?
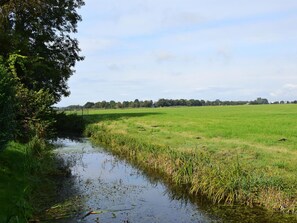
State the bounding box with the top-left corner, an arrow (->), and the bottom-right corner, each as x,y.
51,138 -> 296,223
52,138 -> 216,223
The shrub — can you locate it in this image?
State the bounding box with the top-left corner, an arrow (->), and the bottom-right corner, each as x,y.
0,60 -> 16,148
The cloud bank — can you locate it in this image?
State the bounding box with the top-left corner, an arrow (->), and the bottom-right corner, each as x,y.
57,0 -> 297,106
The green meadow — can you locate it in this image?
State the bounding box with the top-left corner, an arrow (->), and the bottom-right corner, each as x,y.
84,104 -> 297,213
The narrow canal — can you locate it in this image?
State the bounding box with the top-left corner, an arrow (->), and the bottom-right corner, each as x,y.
47,138 -> 295,223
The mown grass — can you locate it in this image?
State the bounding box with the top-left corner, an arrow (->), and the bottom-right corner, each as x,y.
83,104 -> 297,214
0,138 -> 60,222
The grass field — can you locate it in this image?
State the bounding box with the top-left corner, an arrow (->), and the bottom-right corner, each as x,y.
83,104 -> 297,213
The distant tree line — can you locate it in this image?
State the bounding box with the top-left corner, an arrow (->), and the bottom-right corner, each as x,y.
83,99 -> 154,109
61,97 -> 297,110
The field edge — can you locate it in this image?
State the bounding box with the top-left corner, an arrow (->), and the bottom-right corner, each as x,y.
85,123 -> 297,215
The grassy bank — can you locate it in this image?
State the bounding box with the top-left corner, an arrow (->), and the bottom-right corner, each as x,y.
0,138 -> 58,222
84,104 -> 297,214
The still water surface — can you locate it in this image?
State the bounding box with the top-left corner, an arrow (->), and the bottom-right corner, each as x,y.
52,138 -> 295,223
53,138 -> 215,222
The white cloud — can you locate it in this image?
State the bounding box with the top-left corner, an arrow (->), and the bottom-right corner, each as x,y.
154,51 -> 175,63
56,0 -> 297,106
270,84 -> 297,100
79,38 -> 118,53
107,63 -> 121,71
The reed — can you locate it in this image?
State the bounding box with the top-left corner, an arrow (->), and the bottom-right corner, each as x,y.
84,105 -> 297,214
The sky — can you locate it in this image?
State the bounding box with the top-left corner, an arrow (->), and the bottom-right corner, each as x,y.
57,0 -> 297,107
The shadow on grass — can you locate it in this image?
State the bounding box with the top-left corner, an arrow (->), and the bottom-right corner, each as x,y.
83,112 -> 163,124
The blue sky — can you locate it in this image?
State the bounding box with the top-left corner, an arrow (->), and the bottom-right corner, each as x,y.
57,0 -> 297,106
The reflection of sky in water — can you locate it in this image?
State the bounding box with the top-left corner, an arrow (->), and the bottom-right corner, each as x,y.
55,138 -> 213,223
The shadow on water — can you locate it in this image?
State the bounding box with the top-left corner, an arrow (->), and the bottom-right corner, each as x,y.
45,138 -> 216,223
104,148 -> 297,223
83,111 -> 164,124
42,138 -> 297,223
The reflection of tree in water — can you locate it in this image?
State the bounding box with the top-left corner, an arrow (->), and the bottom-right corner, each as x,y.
48,138 -> 296,223
102,145 -> 296,223
101,157 -> 118,173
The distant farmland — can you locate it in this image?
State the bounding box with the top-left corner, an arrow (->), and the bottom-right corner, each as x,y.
84,104 -> 297,213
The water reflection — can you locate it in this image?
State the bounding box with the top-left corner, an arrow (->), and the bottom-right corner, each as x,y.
51,138 -> 296,223
53,138 -> 215,223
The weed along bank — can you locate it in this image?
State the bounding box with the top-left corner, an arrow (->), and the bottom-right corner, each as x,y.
83,105 -> 297,220
37,137 -> 296,222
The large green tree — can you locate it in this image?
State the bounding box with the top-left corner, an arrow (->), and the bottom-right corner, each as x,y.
0,0 -> 85,141
0,0 -> 85,102
0,58 -> 16,146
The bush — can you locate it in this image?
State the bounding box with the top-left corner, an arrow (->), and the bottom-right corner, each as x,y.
0,61 -> 16,148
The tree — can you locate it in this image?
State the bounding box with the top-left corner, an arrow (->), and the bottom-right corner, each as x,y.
6,54 -> 56,140
116,102 -> 122,109
110,100 -> 116,109
84,102 -> 95,108
133,99 -> 140,108
0,0 -> 85,103
0,0 -> 84,141
122,101 -> 129,108
142,100 -> 153,108
250,97 -> 269,105
0,59 -> 16,147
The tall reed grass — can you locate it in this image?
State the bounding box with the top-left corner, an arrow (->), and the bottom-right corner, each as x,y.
84,105 -> 297,214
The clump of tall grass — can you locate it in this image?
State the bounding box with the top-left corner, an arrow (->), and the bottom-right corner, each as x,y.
0,137 -> 63,222
85,124 -> 297,214
0,142 -> 35,222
